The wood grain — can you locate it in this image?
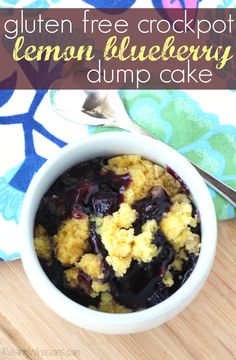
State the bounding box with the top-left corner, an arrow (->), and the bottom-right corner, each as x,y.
0,219 -> 235,360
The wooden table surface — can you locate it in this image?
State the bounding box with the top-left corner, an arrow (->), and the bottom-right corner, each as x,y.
0,219 -> 235,360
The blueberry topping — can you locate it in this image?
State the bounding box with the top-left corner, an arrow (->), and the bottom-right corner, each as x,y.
146,281 -> 170,307
39,258 -> 64,288
89,222 -> 114,281
181,253 -> 198,285
89,222 -> 107,256
133,186 -> 171,226
109,232 -> 175,310
153,229 -> 168,246
35,195 -> 69,235
63,285 -> 99,308
71,203 -> 87,219
92,192 -> 118,216
70,183 -> 99,205
77,271 -> 92,295
170,253 -> 199,294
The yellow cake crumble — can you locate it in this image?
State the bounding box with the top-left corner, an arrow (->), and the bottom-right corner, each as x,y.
96,204 -> 158,277
64,267 -> 80,288
132,220 -> 158,263
64,263 -> 110,298
95,292 -> 131,314
160,202 -> 199,252
160,202 -> 193,239
106,255 -> 132,277
96,204 -> 136,258
171,193 -> 191,204
112,202 -> 137,229
184,231 -> 201,254
105,154 -> 185,203
34,225 -> 52,265
161,171 -> 182,197
77,254 -> 104,280
163,271 -> 174,287
106,155 -> 163,204
91,280 -> 110,293
54,217 -> 89,265
170,248 -> 188,271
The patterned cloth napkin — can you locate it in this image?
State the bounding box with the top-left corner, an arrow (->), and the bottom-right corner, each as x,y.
0,0 -> 235,262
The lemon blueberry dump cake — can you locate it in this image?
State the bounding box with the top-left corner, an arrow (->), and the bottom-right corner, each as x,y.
34,155 -> 201,313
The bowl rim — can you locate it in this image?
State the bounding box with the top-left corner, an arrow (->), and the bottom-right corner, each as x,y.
19,132 -> 217,332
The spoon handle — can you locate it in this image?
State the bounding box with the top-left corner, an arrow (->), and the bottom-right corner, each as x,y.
125,120 -> 236,208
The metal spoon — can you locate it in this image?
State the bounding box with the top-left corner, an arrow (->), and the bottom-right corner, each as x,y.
51,89 -> 236,208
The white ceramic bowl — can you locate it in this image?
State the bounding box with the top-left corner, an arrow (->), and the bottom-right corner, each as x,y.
19,132 -> 217,334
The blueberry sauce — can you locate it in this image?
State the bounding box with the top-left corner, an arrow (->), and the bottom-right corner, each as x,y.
132,186 -> 171,235
89,221 -> 114,282
92,191 -> 119,216
170,253 -> 199,295
39,258 -> 99,308
110,231 -> 175,309
35,158 -> 131,233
